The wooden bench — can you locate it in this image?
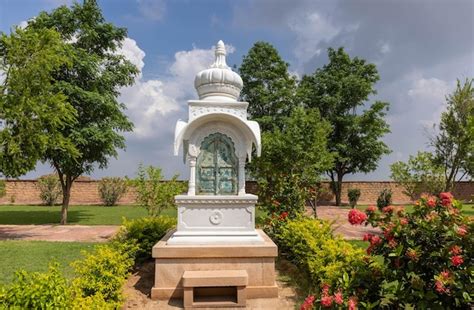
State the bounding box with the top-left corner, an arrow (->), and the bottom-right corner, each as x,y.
182,270 -> 248,308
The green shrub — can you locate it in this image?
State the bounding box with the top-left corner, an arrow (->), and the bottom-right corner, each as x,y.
376,188 -> 392,211
272,217 -> 380,290
72,242 -> 136,307
347,188 -> 361,209
98,177 -> 128,206
115,216 -> 176,261
37,174 -> 62,206
130,165 -> 186,216
0,263 -> 72,309
0,180 -> 5,198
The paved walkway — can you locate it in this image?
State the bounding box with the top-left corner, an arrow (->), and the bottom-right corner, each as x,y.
0,225 -> 119,242
0,206 -> 376,242
315,206 -> 380,240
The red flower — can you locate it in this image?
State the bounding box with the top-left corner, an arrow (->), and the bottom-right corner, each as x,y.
300,295 -> 315,310
363,233 -> 373,241
427,197 -> 437,208
279,211 -> 289,220
440,270 -> 451,280
365,205 -> 377,213
451,255 -> 464,266
334,291 -> 344,305
399,217 -> 408,226
435,280 -> 447,294
348,297 -> 357,310
320,295 -> 333,307
450,245 -> 462,255
439,192 -> 453,207
321,283 -> 330,293
382,205 -> 395,214
348,209 -> 367,225
370,235 -> 382,246
456,226 -> 468,237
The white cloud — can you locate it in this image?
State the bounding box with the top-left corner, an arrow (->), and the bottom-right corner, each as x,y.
379,42 -> 391,54
407,77 -> 451,127
288,12 -> 339,64
137,0 -> 166,21
117,38 -> 234,139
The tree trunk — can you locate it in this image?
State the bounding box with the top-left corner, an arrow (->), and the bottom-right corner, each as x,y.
60,176 -> 72,225
334,172 -> 344,206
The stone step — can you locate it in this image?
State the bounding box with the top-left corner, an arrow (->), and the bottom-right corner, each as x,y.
182,270 -> 247,309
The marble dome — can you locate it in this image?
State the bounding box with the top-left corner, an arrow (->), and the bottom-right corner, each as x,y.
194,40 -> 243,101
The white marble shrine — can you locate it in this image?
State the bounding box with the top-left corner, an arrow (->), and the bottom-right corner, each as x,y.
167,40 -> 263,245
151,41 -> 278,306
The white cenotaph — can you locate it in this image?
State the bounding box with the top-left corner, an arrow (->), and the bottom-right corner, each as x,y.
151,41 -> 278,308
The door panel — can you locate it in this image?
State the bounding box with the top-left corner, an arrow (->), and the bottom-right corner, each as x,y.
196,133 -> 238,195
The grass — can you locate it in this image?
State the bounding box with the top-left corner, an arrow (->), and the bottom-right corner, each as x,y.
347,239 -> 369,249
0,205 -> 269,226
0,240 -> 97,284
0,205 -> 150,225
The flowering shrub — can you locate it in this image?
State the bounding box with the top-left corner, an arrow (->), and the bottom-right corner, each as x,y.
352,192 -> 473,308
266,217 -> 383,309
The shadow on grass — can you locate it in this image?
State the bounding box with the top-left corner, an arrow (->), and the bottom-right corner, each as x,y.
0,209 -> 93,225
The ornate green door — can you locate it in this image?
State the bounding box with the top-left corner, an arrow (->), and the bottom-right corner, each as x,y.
197,133 -> 238,195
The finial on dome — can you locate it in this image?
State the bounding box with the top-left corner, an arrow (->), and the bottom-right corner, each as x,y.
194,39 -> 243,101
212,40 -> 229,69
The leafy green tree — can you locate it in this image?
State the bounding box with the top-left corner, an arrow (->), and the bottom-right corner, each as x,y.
299,47 -> 390,206
468,115 -> 474,177
253,107 -> 333,217
431,78 -> 474,191
27,0 -> 138,224
0,26 -> 77,178
239,41 -> 297,132
390,151 -> 446,201
130,165 -> 186,217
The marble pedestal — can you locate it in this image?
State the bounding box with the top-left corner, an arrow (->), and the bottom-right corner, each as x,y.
167,194 -> 263,245
151,229 -> 278,301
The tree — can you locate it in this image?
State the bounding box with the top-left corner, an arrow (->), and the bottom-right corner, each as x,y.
131,165 -> 186,217
28,0 -> 138,224
431,78 -> 474,191
0,26 -> 77,178
299,47 -> 390,206
239,41 -> 297,132
253,107 -> 333,217
390,151 -> 446,201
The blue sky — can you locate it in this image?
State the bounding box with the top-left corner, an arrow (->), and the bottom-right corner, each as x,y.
1,0 -> 473,181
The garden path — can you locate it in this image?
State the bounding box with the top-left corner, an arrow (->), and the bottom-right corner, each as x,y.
312,206 -> 380,240
0,225 -> 118,242
0,206 -> 377,242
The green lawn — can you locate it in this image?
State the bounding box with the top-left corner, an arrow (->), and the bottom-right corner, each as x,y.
347,240 -> 369,249
0,205 -> 269,226
0,205 -> 151,225
0,241 -> 96,284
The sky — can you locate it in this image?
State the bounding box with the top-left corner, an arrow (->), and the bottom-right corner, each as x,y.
0,0 -> 473,181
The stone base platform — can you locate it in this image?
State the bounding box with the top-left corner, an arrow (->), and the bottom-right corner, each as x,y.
151,229 -> 278,302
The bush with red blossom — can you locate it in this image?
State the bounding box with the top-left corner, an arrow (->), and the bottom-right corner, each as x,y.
348,209 -> 367,225
350,192 -> 473,308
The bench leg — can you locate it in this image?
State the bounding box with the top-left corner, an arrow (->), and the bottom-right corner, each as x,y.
237,286 -> 246,307
183,287 -> 193,308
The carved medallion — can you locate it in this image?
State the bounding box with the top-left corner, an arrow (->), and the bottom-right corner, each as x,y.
209,210 -> 223,225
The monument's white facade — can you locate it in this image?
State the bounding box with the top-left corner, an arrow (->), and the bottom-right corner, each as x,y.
168,40 -> 263,245
152,41 -> 278,305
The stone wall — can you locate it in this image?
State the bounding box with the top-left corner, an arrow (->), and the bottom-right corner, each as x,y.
0,179 -> 472,206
